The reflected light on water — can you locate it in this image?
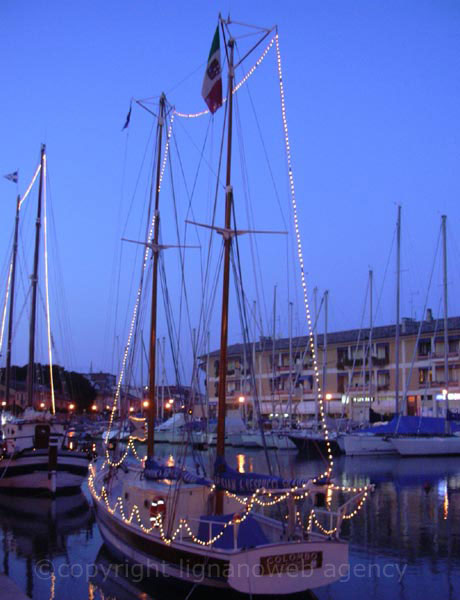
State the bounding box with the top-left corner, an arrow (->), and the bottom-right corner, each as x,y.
236,454 -> 245,473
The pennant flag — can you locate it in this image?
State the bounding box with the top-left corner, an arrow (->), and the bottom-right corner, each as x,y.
122,103 -> 132,130
202,25 -> 223,114
4,171 -> 18,184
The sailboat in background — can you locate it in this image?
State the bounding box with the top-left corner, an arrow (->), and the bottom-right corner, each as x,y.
90,18 -> 371,595
0,145 -> 90,494
390,215 -> 460,456
341,206 -> 402,456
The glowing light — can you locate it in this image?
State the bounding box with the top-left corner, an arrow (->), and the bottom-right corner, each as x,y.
276,32 -> 333,480
174,36 -> 276,119
142,400 -> 149,408
68,403 -> 75,411
42,152 -> 56,416
40,402 -> 45,409
91,404 -> 98,412
326,393 -> 332,400
129,406 -> 135,412
238,396 -> 245,404
1,402 -> 6,407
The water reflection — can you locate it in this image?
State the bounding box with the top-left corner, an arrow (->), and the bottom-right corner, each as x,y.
0,449 -> 458,599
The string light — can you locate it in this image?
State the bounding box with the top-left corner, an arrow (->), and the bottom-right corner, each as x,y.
174,36 -> 276,119
42,151 -> 56,415
104,111 -> 175,465
275,32 -> 333,480
91,32 -> 375,543
0,163 -> 42,357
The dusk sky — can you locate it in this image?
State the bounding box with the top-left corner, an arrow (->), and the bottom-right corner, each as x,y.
1,1 -> 459,385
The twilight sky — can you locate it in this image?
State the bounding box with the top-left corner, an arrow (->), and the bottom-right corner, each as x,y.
0,1 -> 459,383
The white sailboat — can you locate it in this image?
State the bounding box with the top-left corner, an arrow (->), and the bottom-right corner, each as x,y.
390,215 -> 460,456
90,18 -> 371,595
0,146 -> 90,494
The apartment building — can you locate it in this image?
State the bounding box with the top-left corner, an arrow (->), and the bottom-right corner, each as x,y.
202,312 -> 460,422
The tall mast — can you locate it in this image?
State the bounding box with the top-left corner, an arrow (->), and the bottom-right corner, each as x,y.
442,215 -> 450,415
394,205 -> 401,415
147,94 -> 166,459
26,145 -> 46,407
5,195 -> 21,413
216,36 -> 235,513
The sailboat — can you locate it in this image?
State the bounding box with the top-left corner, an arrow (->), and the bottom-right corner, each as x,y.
90,18 -> 371,595
341,207 -> 402,456
0,146 -> 90,494
390,215 -> 460,456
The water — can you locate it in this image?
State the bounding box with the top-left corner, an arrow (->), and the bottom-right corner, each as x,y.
0,446 -> 459,599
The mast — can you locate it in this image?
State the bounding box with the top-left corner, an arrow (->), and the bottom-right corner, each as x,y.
322,290 -> 328,417
147,94 -> 166,459
26,145 -> 46,407
288,301 -> 293,427
314,286 -> 319,425
368,269 -> 373,400
271,285 -> 277,422
216,35 -> 235,513
5,195 -> 21,413
442,215 -> 450,415
394,205 -> 401,415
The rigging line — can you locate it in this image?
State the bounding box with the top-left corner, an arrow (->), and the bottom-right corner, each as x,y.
235,43 -> 288,229
403,225 -> 442,408
342,279 -> 369,416
109,119 -> 157,373
233,91 -> 268,334
190,88 -> 228,359
373,229 -> 396,325
169,115 -> 213,346
173,116 -> 224,189
42,153 -> 55,414
231,222 -> 275,477
46,169 -> 77,370
166,121 -> 197,362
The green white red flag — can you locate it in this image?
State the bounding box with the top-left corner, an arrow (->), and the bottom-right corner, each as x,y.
202,25 -> 223,113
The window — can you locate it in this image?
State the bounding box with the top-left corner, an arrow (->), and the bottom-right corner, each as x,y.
418,340 -> 431,356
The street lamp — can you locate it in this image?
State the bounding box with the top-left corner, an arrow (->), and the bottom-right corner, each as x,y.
69,403 -> 75,411
91,404 -> 98,412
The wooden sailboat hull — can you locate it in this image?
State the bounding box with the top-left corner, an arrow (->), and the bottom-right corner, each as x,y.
93,485 -> 349,595
0,449 -> 89,494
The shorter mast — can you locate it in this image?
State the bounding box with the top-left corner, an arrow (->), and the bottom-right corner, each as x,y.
394,205 -> 401,415
442,215 -> 450,417
368,269 -> 373,400
147,94 -> 166,459
5,195 -> 21,414
26,144 -> 46,408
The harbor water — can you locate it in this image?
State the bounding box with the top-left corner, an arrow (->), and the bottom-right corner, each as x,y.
0,445 -> 459,599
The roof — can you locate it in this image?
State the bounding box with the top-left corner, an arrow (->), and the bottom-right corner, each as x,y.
204,316 -> 460,359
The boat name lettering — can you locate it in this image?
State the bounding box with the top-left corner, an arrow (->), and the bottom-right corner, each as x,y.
260,551 -> 323,575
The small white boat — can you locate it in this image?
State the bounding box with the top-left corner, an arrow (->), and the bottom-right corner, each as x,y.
341,433 -> 398,456
390,434 -> 460,456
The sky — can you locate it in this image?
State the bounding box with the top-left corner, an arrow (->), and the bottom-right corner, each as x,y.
0,1 -> 459,383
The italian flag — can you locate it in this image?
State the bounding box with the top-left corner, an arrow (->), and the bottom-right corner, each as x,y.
202,25 -> 223,113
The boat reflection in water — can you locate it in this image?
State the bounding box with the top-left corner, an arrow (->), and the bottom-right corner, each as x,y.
0,491 -> 94,599
0,451 -> 458,599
